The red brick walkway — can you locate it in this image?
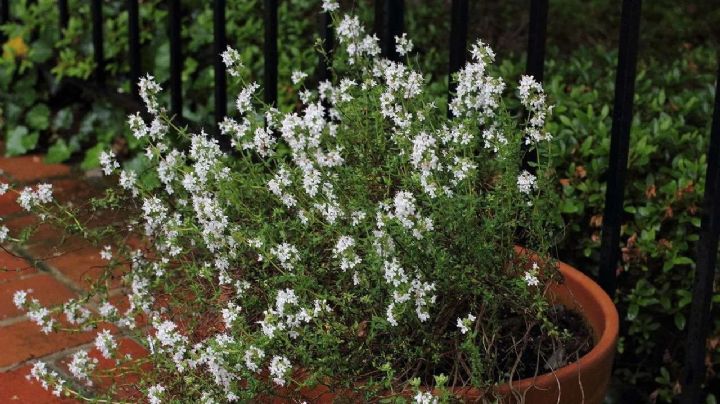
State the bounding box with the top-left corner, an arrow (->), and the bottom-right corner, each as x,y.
0,155 -> 145,402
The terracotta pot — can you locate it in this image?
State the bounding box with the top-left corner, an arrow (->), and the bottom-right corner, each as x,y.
489,248 -> 620,403
285,250 -> 619,403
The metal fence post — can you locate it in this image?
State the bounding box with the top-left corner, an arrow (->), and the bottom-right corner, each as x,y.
680,62 -> 720,404
447,0 -> 468,118
598,0 -> 642,297
375,0 -> 404,62
213,0 -> 227,128
58,0 -> 68,30
169,0 -> 183,117
522,0 -> 549,173
318,10 -> 334,84
264,0 -> 278,108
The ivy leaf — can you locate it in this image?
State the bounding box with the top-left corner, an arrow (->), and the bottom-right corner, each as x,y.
81,143 -> 105,170
26,104 -> 50,130
6,125 -> 39,156
45,139 -> 72,163
52,108 -> 74,130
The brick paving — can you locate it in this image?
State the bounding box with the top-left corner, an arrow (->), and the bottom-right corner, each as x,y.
0,153 -> 146,402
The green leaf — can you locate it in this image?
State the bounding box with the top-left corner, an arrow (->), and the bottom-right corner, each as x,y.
5,125 -> 39,156
81,143 -> 105,170
672,256 -> 694,266
6,126 -> 28,156
28,41 -> 52,63
627,304 -> 639,321
52,108 -> 74,130
26,104 -> 50,130
45,139 -> 72,163
674,312 -> 685,330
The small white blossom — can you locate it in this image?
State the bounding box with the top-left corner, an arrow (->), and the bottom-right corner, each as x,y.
100,245 -> 112,261
138,74 -> 163,114
148,384 -> 166,404
68,350 -> 97,386
98,301 -> 118,318
94,329 -> 117,359
457,313 -> 476,335
395,33 -> 414,56
221,46 -> 243,77
236,82 -> 259,115
517,170 -> 537,195
291,70 -> 308,85
321,0 -> 339,12
119,170 -> 139,196
244,346 -> 265,372
524,263 -> 540,287
99,150 -> 120,176
221,302 -> 241,328
414,391 -> 438,404
13,289 -> 30,309
269,355 -> 291,386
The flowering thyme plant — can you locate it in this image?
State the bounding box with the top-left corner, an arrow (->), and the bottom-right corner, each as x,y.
6,5 -> 579,403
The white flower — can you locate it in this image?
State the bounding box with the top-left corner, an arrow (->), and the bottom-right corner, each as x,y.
457,313 -> 476,334
221,46 -> 243,77
414,391 -> 438,404
127,113 -> 148,139
0,225 -> 8,242
244,346 -> 265,372
36,183 -> 53,204
221,302 -> 241,328
99,150 -> 120,176
13,289 -> 30,309
27,300 -> 55,334
68,350 -> 97,386
470,40 -> 495,63
100,245 -> 112,261
395,33 -> 413,56
236,82 -> 259,114
321,0 -> 339,12
517,170 -> 537,195
524,270 -> 540,287
94,329 -> 117,359
17,184 -> 54,211
0,183 -> 8,195
138,74 -> 163,114
291,70 -> 308,85
393,191 -> 417,228
98,301 -> 118,318
148,384 -> 166,404
518,75 -> 551,144
119,170 -> 139,196
269,355 -> 291,386
270,243 -> 300,271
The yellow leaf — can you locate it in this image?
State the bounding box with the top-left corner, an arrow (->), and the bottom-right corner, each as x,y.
3,36 -> 29,59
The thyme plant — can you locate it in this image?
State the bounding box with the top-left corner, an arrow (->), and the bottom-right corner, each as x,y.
6,3 -> 578,402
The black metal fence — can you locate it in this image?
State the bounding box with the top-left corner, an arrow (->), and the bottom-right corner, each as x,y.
1,0 -> 719,402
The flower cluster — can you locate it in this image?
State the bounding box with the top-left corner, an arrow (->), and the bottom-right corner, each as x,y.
11,7 -> 562,403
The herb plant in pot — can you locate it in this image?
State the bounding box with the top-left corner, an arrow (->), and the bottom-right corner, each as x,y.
9,2 -> 618,403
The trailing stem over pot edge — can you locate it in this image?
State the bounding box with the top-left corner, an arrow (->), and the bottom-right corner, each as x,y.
5,1 -> 586,402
